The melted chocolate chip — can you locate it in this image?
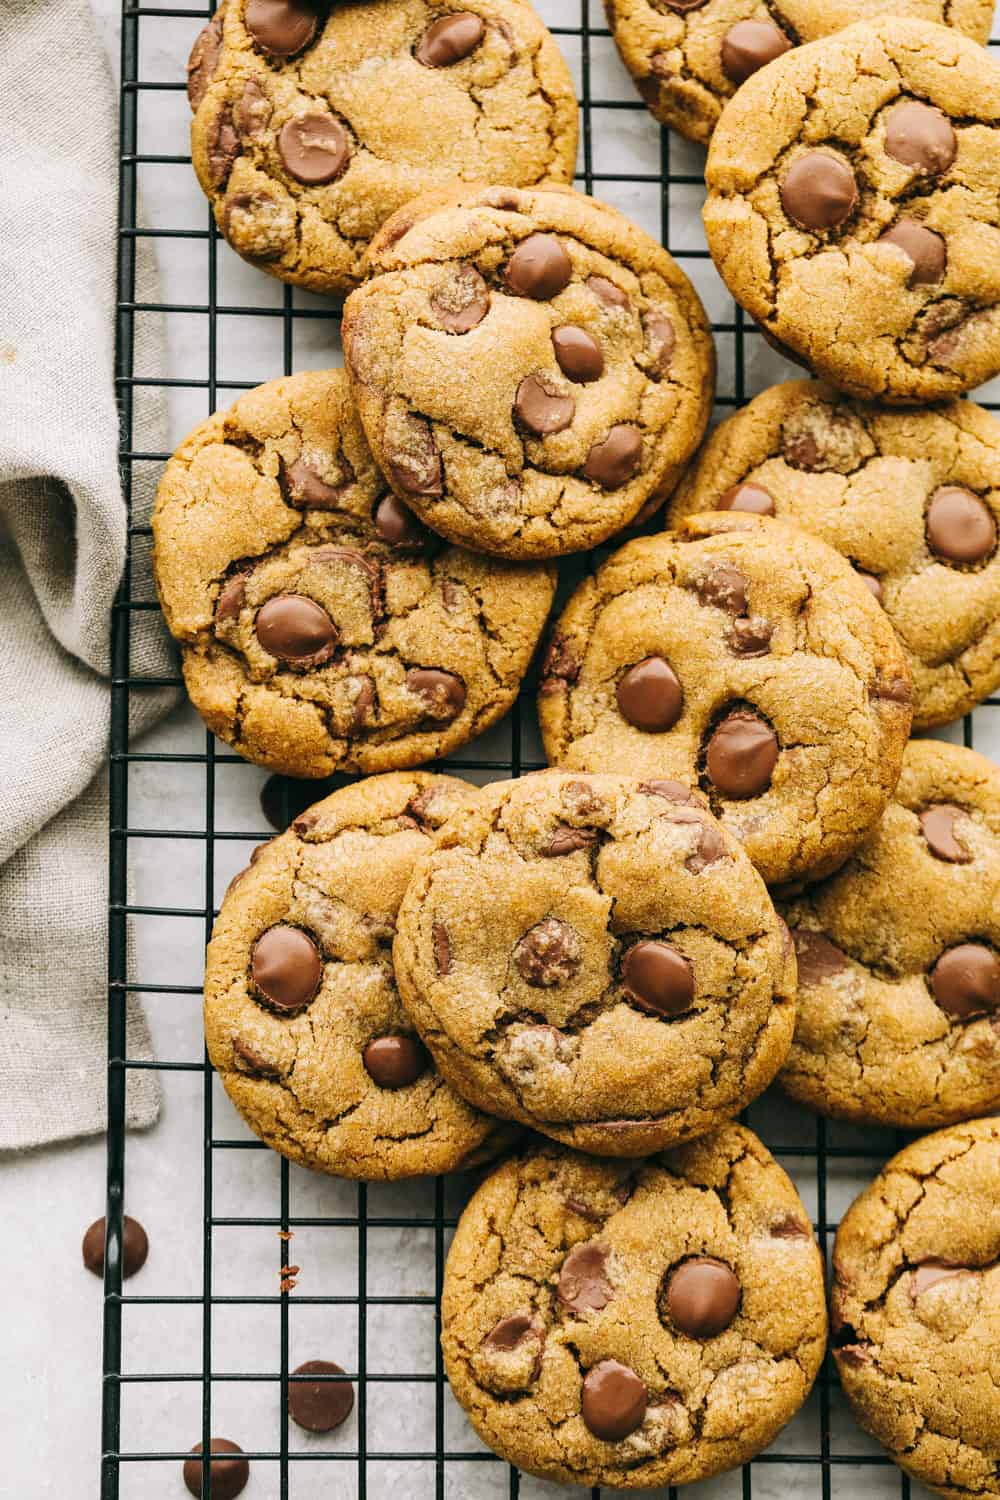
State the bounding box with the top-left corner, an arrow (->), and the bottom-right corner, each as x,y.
584,425 -> 643,488
187,9 -> 226,110
705,710 -> 778,799
540,825 -> 598,856
373,492 -> 429,551
281,456 -> 348,508
771,1213 -> 811,1239
668,807 -> 726,873
663,1257 -> 741,1337
622,940 -> 694,1016
245,0 -> 319,58
920,804 -> 973,864
616,656 -> 684,732
720,18 -> 791,85
256,595 -> 338,666
386,418 -> 442,497
505,234 -> 572,300
216,572 -> 248,621
884,101 -> 956,176
856,570 -> 884,604
514,918 -> 583,988
430,264 -> 490,332
363,1035 -> 428,1089
236,78 -> 271,138
910,1260 -> 969,1298
484,1311 -> 543,1352
278,112 -> 349,184
82,1215 -> 149,1279
926,487 -> 996,564
718,482 -> 774,516
696,563 -> 748,614
587,275 -> 629,309
552,326 -> 604,383
232,1036 -> 281,1076
514,375 -> 575,436
433,921 -> 452,975
288,1361 -> 354,1433
207,105 -> 240,187
182,1439 -> 249,1500
580,1360 -> 647,1442
879,220 -> 946,287
930,943 -> 1000,1018
644,312 -> 675,377
640,779 -> 699,805
415,11 -> 485,66
728,616 -> 773,656
406,668 -> 466,721
780,153 -> 857,232
251,926 -> 322,1011
558,1242 -> 613,1312
791,929 -> 849,986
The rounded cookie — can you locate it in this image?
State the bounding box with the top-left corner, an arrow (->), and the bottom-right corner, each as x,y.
342,183 -> 715,558
189,0 -> 578,295
204,771 -> 514,1178
703,18 -> 1000,403
778,740 -> 1000,1129
667,381 -> 1000,728
442,1125 -> 827,1487
538,513 -> 912,886
609,0 -> 992,149
152,369 -> 556,778
392,771 -> 796,1157
831,1117 -> 1000,1500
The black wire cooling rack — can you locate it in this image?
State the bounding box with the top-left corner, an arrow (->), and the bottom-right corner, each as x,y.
103,2 -> 1000,1496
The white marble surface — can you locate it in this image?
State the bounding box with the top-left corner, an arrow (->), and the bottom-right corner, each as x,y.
4,1 -> 1000,1496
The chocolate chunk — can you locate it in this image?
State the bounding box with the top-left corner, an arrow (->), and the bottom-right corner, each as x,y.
505,234 -> 572,300
187,8 -> 226,110
644,312 -> 675,377
216,572 -> 248,621
705,710 -> 778,799
415,11 -> 485,66
910,1260 -> 969,1299
484,1311 -> 543,1352
182,1439 -> 249,1500
406,668 -> 466,721
926,487 -> 996,564
430,265 -> 489,332
587,275 -> 629,309
663,1257 -> 741,1337
245,0 -> 319,58
363,1035 -> 428,1089
728,615 -> 773,656
791,929 -> 849,985
278,112 -> 349,185
386,417 -> 443,497
616,656 -> 683,733
251,925 -> 322,1011
514,918 -> 583,988
580,1359 -> 647,1441
373,492 -> 429,550
718,481 -> 774,515
780,153 -> 857,232
622,939 -> 694,1017
259,775 -> 317,832
930,943 -> 1000,1018
884,101 -> 956,175
558,1242 -> 613,1312
433,922 -> 452,975
208,105 -> 240,187
288,1360 -> 354,1433
920,804 -> 973,864
82,1215 -> 149,1279
236,78 -> 271,138
720,19 -> 791,85
552,326 -> 604,383
857,570 -> 884,604
541,825 -> 598,856
514,375 -> 575,436
281,456 -> 348,507
584,425 -> 643,488
696,563 -> 748,614
256,595 -> 338,666
640,779 -> 699,804
879,220 -> 946,287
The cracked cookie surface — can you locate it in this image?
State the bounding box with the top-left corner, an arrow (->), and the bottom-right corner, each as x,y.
152,369 -> 556,778
703,18 -> 1000,402
342,183 -> 715,557
538,513 -> 912,885
442,1125 -> 826,1487
608,0 -> 992,149
667,380 -> 1000,728
204,770 -> 515,1178
189,0 -> 578,295
392,771 -> 796,1156
778,740 -> 1000,1129
831,1117 -> 1000,1500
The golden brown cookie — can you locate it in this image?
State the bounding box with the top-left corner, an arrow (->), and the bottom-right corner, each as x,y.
442,1126 -> 827,1487
204,771 -> 516,1178
342,183 -> 715,558
392,771 -> 796,1157
832,1117 -> 1000,1500
189,0 -> 578,295
538,514 -> 912,885
151,369 -> 556,778
703,19 -> 1000,402
667,381 -> 1000,728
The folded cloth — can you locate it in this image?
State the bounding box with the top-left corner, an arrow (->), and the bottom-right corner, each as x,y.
0,0 -> 179,1149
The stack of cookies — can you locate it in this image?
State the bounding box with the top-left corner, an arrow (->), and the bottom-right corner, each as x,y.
153,0 -> 1000,1493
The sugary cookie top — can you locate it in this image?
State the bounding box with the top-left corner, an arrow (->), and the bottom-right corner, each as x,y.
704,19 -> 1000,402
189,0 -> 578,293
342,184 -> 714,557
442,1126 -> 826,1488
538,514 -> 912,884
832,1117 -> 1000,1500
204,771 -> 512,1179
667,381 -> 1000,728
152,369 -> 555,779
392,772 -> 795,1156
779,740 -> 1000,1129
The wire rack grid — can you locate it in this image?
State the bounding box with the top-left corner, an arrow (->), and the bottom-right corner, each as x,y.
103,1 -> 1000,1497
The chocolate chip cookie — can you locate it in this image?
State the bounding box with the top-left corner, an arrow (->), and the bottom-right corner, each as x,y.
189,0 -> 578,295
204,771 -> 514,1178
342,183 -> 715,558
667,381 -> 1000,728
392,771 -> 795,1156
778,740 -> 1000,1129
832,1117 -> 1000,1500
538,513 -> 912,886
703,18 -> 1000,403
609,0 -> 992,149
152,369 -> 556,778
442,1124 -> 826,1487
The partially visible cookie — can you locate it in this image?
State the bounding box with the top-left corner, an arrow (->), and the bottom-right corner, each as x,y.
393,771 -> 796,1157
667,381 -> 1000,728
204,771 -> 515,1179
609,0 -> 992,148
538,514 -> 912,885
778,740 -> 1000,1129
189,0 -> 578,294
342,183 -> 715,557
443,1125 -> 827,1487
703,18 -> 1000,402
832,1118 -> 1000,1500
152,369 -> 556,778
